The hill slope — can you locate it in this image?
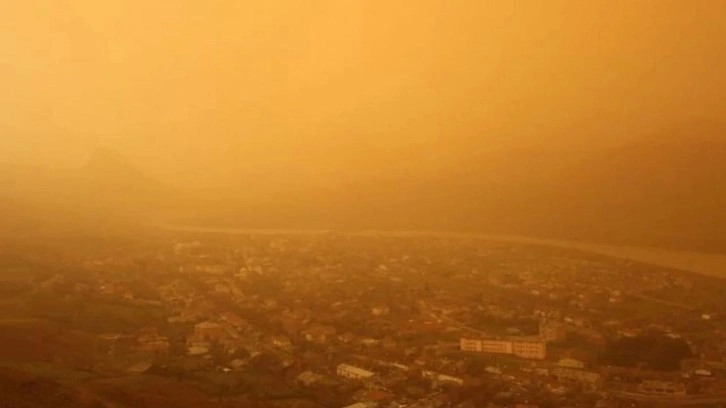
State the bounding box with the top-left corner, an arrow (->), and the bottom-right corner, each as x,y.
0,367 -> 113,408
0,148 -> 173,236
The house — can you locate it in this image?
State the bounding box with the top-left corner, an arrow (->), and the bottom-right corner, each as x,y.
127,361 -> 153,374
539,314 -> 566,342
138,338 -> 170,354
485,366 -> 502,375
180,306 -> 205,322
551,367 -> 601,387
694,368 -> 713,377
215,283 -> 231,294
512,339 -> 546,360
557,358 -> 586,369
337,363 -> 376,380
480,339 -> 512,354
230,359 -> 247,370
296,371 -> 326,387
359,390 -> 395,405
360,338 -> 380,347
381,337 -> 397,350
302,324 -> 336,344
194,321 -> 227,342
638,380 -> 686,396
187,345 -> 209,356
372,306 -> 390,316
221,312 -> 247,329
460,338 -> 483,352
267,335 -> 293,351
422,370 -> 464,386
342,403 -> 377,408
460,338 -> 547,360
196,265 -> 227,275
338,332 -> 358,343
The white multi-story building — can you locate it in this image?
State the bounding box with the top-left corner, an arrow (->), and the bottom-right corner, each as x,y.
461,338 -> 513,354
460,338 -> 483,352
511,339 -> 546,360
337,363 -> 375,380
460,337 -> 547,360
481,339 -> 514,354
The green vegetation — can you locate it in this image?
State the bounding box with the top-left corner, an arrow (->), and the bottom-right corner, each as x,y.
27,296 -> 166,333
602,330 -> 693,371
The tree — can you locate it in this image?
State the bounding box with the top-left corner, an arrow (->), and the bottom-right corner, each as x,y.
602,330 -> 693,371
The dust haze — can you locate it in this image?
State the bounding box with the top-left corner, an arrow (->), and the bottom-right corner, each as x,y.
2,0 -> 726,249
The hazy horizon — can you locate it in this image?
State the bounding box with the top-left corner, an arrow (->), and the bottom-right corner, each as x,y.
3,0 -> 726,254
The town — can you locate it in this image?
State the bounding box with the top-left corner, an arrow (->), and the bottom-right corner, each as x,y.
1,230 -> 725,408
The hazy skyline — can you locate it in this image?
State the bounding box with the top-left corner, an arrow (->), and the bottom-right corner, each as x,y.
2,0 -> 726,188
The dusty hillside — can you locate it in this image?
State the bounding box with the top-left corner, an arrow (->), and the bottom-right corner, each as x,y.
0,367 -> 112,408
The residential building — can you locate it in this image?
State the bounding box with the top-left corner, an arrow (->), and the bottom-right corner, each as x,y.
512,339 -> 547,360
557,358 -> 586,369
337,363 -> 376,380
481,339 -> 514,354
221,312 -> 247,329
551,367 -> 601,386
296,371 -> 326,387
194,321 -> 227,342
422,370 -> 464,386
539,316 -> 566,342
372,306 -> 390,316
638,380 -> 687,396
460,338 -> 482,352
342,403 -> 377,408
302,324 -> 336,344
460,338 -> 546,360
267,335 -> 293,351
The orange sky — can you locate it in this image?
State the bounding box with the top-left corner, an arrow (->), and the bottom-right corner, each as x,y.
2,0 -> 725,188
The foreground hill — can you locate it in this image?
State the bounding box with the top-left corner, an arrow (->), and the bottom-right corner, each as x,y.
0,366 -> 321,408
0,319 -> 95,366
0,148 -> 172,236
0,367 -> 112,408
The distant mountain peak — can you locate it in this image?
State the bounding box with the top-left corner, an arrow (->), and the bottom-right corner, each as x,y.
81,147 -> 164,193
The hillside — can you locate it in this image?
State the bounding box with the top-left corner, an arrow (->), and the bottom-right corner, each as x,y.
0,319 -> 95,366
0,366 -> 320,408
0,367 -> 112,408
0,148 -> 172,236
